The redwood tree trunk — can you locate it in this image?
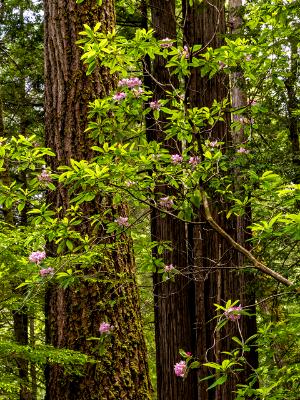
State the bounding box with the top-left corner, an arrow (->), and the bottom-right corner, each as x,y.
183,1 -> 257,398
44,1 -> 152,399
148,2 -> 198,399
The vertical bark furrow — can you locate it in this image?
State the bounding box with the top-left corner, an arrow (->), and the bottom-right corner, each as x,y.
44,1 -> 152,398
183,1 -> 257,398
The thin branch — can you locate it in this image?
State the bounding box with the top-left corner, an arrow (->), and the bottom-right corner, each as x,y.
200,189 -> 297,289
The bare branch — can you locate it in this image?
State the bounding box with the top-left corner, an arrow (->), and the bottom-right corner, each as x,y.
200,189 -> 296,288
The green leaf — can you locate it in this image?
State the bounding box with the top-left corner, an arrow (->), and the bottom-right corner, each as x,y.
203,362 -> 222,370
189,361 -> 200,369
66,240 -> 74,251
207,374 -> 227,390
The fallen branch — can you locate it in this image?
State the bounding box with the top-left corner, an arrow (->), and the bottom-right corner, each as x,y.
200,189 -> 296,289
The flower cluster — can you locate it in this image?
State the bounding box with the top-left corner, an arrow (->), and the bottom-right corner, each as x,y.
160,37 -> 174,48
38,170 -> 52,183
149,100 -> 161,110
118,77 -> 142,88
224,305 -> 242,321
159,196 -> 174,209
115,216 -> 129,227
29,251 -> 46,264
99,322 -> 114,335
164,264 -> 174,273
171,154 -> 183,164
189,156 -> 200,167
113,92 -> 127,101
174,360 -> 187,377
237,147 -> 250,154
40,267 -> 54,277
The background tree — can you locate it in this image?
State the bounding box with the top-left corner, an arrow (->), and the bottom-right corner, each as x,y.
182,0 -> 257,397
0,1 -> 43,398
148,1 -> 197,399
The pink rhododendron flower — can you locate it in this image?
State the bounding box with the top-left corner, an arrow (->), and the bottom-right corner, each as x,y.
171,154 -> 183,164
29,251 -> 46,264
164,264 -> 174,272
149,100 -> 161,110
39,267 -> 54,277
118,77 -> 142,88
174,360 -> 187,377
224,305 -> 242,321
115,216 -> 129,227
160,38 -> 174,48
38,170 -> 52,183
209,140 -> 219,148
99,322 -> 113,334
237,147 -> 250,154
159,196 -> 174,209
189,156 -> 200,167
186,352 -> 192,356
181,45 -> 190,59
113,92 -> 127,101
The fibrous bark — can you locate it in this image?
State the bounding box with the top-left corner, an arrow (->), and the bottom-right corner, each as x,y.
183,1 -> 257,398
44,1 -> 152,399
148,1 -> 198,398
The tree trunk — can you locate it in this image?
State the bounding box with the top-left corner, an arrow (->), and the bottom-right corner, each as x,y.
183,1 -> 257,398
1,83 -> 32,400
13,309 -> 32,400
148,2 -> 198,399
44,1 -> 152,399
285,38 -> 300,184
29,315 -> 37,400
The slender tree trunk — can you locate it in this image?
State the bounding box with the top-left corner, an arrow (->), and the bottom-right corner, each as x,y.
13,309 -> 32,400
285,38 -> 300,184
44,1 -> 152,399
1,84 -> 32,400
147,2 -> 198,399
183,1 -> 257,398
229,0 -> 258,383
29,315 -> 37,400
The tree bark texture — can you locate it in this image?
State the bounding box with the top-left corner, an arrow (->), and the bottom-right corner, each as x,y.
183,1 -> 257,398
44,1 -> 152,399
149,2 -> 198,399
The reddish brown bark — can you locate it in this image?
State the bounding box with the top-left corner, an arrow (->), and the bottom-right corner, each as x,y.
44,1 -> 152,398
183,1 -> 257,398
148,2 -> 198,399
